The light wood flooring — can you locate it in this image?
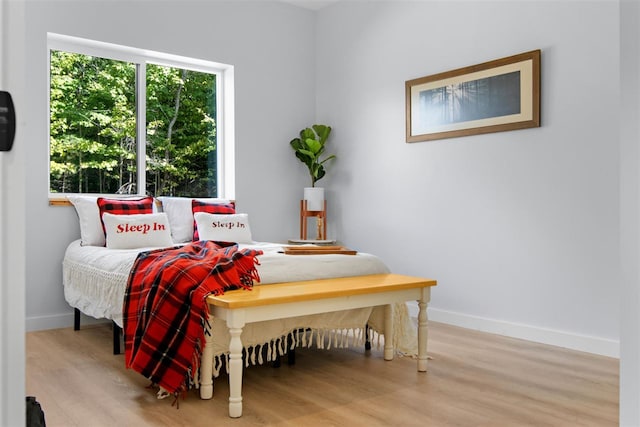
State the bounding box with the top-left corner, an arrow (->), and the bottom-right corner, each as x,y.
26,321 -> 618,426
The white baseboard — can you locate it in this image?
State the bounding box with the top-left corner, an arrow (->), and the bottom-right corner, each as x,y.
30,306 -> 620,358
26,312 -> 109,332
407,303 -> 619,358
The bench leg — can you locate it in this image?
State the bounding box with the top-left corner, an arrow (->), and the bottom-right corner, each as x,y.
384,305 -> 394,361
228,325 -> 244,417
225,310 -> 247,418
418,295 -> 429,372
200,328 -> 214,400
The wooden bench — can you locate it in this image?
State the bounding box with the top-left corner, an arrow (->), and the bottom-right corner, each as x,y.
199,273 -> 437,418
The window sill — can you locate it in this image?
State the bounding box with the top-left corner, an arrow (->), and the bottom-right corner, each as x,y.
49,197 -> 71,206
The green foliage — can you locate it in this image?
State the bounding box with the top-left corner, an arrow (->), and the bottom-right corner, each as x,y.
49,50 -> 217,197
290,124 -> 335,187
145,64 -> 217,197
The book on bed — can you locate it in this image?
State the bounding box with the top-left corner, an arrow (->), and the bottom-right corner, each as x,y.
283,245 -> 357,255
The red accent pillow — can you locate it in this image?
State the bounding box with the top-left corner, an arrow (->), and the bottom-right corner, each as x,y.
191,199 -> 235,241
97,197 -> 155,243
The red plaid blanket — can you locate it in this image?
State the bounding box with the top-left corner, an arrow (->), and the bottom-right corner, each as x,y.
123,240 -> 262,395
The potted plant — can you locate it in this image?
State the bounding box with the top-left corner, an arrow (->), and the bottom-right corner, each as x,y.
290,124 -> 335,211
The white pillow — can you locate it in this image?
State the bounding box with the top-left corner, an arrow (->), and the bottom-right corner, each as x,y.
157,197 -> 232,243
67,195 -> 104,246
193,212 -> 253,243
102,212 -> 173,249
68,195 -> 162,246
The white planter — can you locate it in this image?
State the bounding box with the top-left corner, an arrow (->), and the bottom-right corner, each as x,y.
303,187 -> 325,211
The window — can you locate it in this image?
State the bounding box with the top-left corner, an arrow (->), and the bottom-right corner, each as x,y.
48,33 -> 235,199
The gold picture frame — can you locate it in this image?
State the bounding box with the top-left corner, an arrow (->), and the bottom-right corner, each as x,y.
405,50 -> 541,143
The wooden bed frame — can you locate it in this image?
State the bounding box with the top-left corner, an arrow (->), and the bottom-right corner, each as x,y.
200,273 -> 437,418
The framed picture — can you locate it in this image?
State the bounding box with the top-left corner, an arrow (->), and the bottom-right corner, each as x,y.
405,50 -> 540,143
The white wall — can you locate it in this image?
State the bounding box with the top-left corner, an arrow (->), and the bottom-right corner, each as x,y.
18,0 -> 622,355
22,0 -> 317,330
619,0 -> 640,424
316,1 -> 620,356
21,0 -> 623,356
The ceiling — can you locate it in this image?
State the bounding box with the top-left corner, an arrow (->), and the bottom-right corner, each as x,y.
279,0 -> 341,10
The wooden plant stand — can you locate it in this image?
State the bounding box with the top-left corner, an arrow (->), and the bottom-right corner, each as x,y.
299,199 -> 327,240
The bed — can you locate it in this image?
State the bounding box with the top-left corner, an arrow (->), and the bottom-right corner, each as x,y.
62,195 -> 418,398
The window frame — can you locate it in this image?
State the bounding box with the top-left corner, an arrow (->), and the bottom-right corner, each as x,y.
47,33 -> 235,201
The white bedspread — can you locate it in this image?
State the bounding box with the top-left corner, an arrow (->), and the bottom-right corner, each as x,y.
63,240 -> 417,372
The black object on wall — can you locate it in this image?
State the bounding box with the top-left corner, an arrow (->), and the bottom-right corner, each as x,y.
0,91 -> 16,151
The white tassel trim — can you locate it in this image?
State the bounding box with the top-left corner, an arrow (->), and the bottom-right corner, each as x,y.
207,326 -> 387,378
